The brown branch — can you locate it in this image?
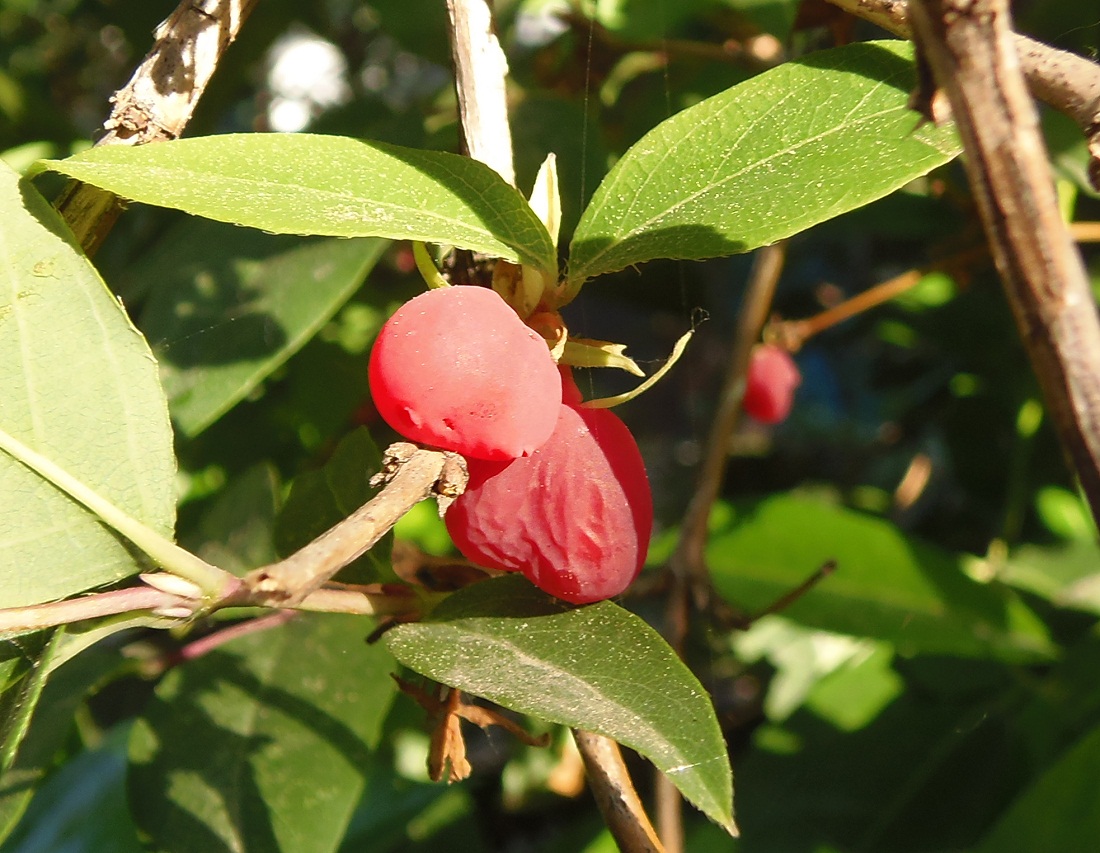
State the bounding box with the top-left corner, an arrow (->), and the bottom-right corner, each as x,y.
1070,222 -> 1100,243
574,730 -> 666,853
772,245 -> 988,350
55,0 -> 260,253
824,0 -> 1100,189
906,0 -> 1100,521
669,241 -> 789,604
656,240 -> 787,852
446,0 -> 515,185
244,444 -> 467,606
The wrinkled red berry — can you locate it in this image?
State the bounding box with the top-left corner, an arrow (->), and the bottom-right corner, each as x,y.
743,344 -> 801,424
446,396 -> 653,604
368,286 -> 562,460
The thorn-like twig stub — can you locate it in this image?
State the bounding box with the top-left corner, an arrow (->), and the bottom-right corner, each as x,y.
370,441 -> 420,488
434,452 -> 469,515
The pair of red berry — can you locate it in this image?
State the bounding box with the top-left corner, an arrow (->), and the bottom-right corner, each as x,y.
368,285 -> 652,604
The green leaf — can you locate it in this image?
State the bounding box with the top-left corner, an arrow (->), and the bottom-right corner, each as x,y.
128,613 -> 397,853
274,428 -> 390,584
36,134 -> 557,278
998,541 -> 1100,616
385,575 -> 735,834
734,615 -> 901,726
0,162 -> 176,608
0,634 -> 124,843
182,464 -> 281,576
130,219 -> 387,437
0,632 -> 57,779
567,41 -> 960,289
707,495 -> 1054,661
1,727 -> 142,853
977,723 -> 1100,853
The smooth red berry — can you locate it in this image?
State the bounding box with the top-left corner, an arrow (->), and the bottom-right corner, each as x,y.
368,286 -> 562,460
445,396 -> 653,604
743,344 -> 801,424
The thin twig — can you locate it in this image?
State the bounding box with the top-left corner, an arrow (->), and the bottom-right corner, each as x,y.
824,0 -> 1100,189
291,584 -> 419,616
574,730 -> 666,853
55,0 -> 260,252
906,0 -> 1100,522
244,445 -> 467,606
772,245 -> 987,349
1070,222 -> 1100,243
749,562 -> 838,624
171,610 -> 297,665
656,240 -> 787,852
670,241 -> 789,603
446,0 -> 515,185
0,586 -> 189,639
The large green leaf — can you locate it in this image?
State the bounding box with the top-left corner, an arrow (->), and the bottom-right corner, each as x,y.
976,723 -> 1100,853
182,464 -> 281,576
128,613 -> 396,853
567,41 -> 960,288
707,495 -> 1054,660
385,575 -> 735,834
0,633 -> 124,843
1,727 -> 142,853
128,219 -> 387,437
36,134 -> 557,278
0,163 -> 176,608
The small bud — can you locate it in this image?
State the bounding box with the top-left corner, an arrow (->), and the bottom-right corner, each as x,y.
141,572 -> 203,600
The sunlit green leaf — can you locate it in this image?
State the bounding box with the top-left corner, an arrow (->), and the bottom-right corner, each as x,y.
567,41 -> 960,289
734,615 -> 899,725
36,134 -> 557,278
385,575 -> 735,833
708,495 -> 1054,660
999,541 -> 1100,616
129,613 -> 396,853
0,162 -> 175,608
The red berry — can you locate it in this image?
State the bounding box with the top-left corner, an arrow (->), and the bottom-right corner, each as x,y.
743,344 -> 801,424
368,286 -> 562,460
445,398 -> 653,604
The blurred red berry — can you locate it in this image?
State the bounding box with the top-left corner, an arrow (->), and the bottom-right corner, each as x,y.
446,397 -> 653,604
368,286 -> 562,460
742,344 -> 801,424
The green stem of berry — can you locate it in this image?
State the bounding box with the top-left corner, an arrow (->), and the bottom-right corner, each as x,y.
413,241 -> 451,289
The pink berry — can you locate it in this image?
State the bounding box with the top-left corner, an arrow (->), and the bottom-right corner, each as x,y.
368,286 -> 562,460
446,397 -> 653,604
743,344 -> 801,424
